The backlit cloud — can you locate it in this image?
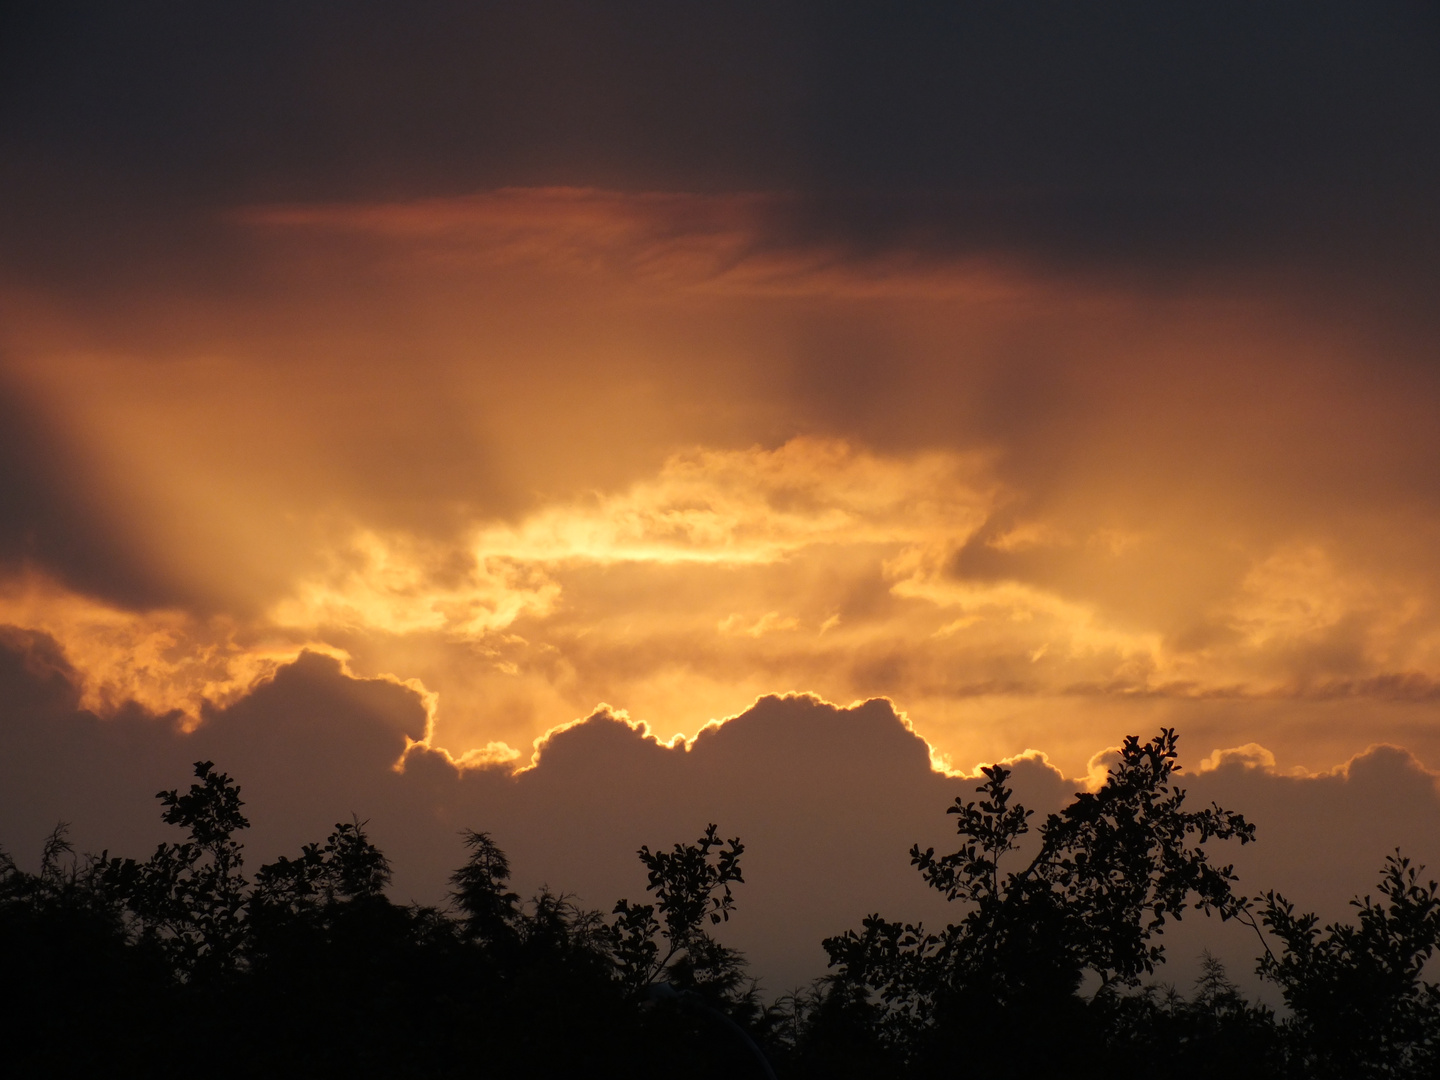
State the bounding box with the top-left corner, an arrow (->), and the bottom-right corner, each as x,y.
1,403 -> 1439,777
3,641 -> 1437,995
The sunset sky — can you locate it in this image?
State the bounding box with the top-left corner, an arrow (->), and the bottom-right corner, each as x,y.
4,3 -> 1440,992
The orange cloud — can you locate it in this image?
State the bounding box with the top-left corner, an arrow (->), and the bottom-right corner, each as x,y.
5,183 -> 1440,782
3,425 -> 1440,780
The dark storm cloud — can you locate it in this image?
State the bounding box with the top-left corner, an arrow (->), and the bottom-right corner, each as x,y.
1193,743 -> 1440,920
5,640 -> 1439,992
3,2 -> 1438,289
0,626 -> 189,857
0,644 -> 433,888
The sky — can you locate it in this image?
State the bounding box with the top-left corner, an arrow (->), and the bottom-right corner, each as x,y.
3,2 -> 1440,993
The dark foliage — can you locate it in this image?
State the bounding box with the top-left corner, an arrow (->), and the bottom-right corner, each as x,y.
1248,851 -> 1440,1078
612,823 -> 750,999
3,730 -> 1439,1078
815,729 -> 1258,1076
1,761 -> 767,1077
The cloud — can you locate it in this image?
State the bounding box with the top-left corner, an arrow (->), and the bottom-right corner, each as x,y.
1198,743 -> 1278,773
241,187 -> 1033,300
2,30 -> 1439,790
0,572 -> 338,724
6,4 -> 1438,297
3,422 -> 1440,781
5,641 -> 1438,996
1187,742 -> 1440,960
270,529 -> 563,638
272,437 -> 996,639
0,642 -> 434,889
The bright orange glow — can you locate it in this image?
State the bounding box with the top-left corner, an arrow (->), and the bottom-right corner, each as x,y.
3,187 -> 1440,784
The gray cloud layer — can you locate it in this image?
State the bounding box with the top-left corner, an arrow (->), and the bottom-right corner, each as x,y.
3,2 -> 1438,295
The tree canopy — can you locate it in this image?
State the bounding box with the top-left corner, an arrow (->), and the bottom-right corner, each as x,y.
2,730 -> 1438,1078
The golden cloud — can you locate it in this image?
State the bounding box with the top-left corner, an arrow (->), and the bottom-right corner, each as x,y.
3,429 -> 1439,782
6,184 -> 1440,784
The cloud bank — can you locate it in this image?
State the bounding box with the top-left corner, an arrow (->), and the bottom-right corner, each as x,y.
3,643 -> 1437,995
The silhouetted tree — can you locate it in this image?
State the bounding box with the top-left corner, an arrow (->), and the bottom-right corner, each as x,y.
94,760 -> 251,978
1250,851 -> 1440,1078
609,823 -> 779,1078
1099,952 -> 1282,1079
450,827 -> 522,945
765,977 -> 895,1080
821,729 -> 1256,1076
22,735 -> 1440,1078
611,822 -> 749,1001
252,816 -> 392,914
1,824 -> 169,1068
